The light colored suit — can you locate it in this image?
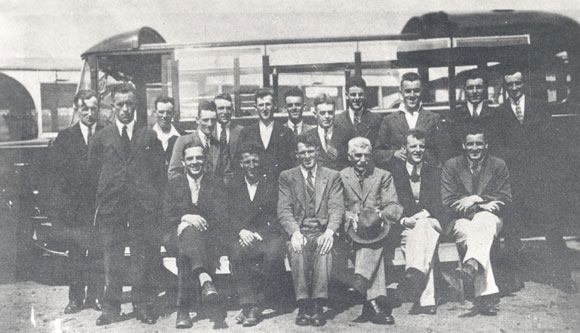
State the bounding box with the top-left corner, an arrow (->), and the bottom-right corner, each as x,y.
340,166 -> 403,300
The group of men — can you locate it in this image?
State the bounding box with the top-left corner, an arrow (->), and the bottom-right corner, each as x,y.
49,69 -> 576,329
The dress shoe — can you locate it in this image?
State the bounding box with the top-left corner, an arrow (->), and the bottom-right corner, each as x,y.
295,306 -> 311,326
235,308 -> 249,324
475,294 -> 499,316
368,299 -> 395,325
409,302 -> 437,315
201,281 -> 218,303
400,268 -> 427,301
83,298 -> 102,311
458,259 -> 480,285
310,300 -> 326,327
134,307 -> 158,324
96,312 -> 116,326
242,306 -> 262,327
175,308 -> 193,329
64,300 -> 82,314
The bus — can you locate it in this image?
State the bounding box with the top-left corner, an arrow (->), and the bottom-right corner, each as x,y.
2,10 -> 580,280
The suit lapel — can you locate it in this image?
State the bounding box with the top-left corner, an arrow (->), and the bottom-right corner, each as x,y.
344,168 -> 363,201
314,167 -> 328,213
129,126 -> 145,161
361,167 -> 376,202
292,168 -> 306,210
475,158 -> 493,195
416,109 -> 429,130
458,158 -> 473,194
108,125 -> 126,160
396,112 -> 410,133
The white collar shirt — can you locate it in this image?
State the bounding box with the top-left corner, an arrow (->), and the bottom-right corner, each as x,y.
399,103 -> 422,129
186,174 -> 203,205
317,126 -> 334,151
153,123 -> 181,151
217,123 -> 230,144
467,102 -> 483,118
287,120 -> 304,135
300,164 -> 318,184
245,177 -> 259,202
259,121 -> 274,149
510,94 -> 526,120
115,119 -> 135,140
197,130 -> 210,148
79,122 -> 97,145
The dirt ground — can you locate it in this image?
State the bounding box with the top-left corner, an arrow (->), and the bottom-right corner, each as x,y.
2,240 -> 580,333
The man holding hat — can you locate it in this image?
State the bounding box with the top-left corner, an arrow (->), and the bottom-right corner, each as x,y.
340,136 -> 403,325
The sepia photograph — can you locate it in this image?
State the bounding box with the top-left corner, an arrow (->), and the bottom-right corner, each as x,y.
1,0 -> 579,331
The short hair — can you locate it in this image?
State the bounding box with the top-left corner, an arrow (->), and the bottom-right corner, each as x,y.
502,67 -> 526,84
313,93 -> 336,108
254,87 -> 275,104
348,136 -> 372,155
284,87 -> 304,101
182,140 -> 205,158
237,141 -> 264,160
405,128 -> 427,145
197,100 -> 216,117
214,93 -> 232,102
110,82 -> 136,99
464,70 -> 488,87
295,134 -> 318,151
154,96 -> 175,109
463,123 -> 487,142
73,90 -> 98,108
346,76 -> 367,92
400,72 -> 422,89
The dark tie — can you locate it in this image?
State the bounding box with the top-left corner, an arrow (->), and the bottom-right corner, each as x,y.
515,101 -> 524,124
354,113 -> 361,130
306,170 -> 315,198
325,128 -> 337,159
410,165 -> 420,183
219,126 -> 227,148
87,127 -> 93,145
471,160 -> 480,174
203,140 -> 213,174
216,126 -> 230,177
121,125 -> 130,154
293,124 -> 299,136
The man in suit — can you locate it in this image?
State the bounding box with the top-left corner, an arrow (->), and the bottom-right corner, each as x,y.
214,93 -> 243,185
441,125 -> 512,315
88,83 -> 166,325
374,72 -> 441,169
496,69 -> 577,293
163,141 -> 230,328
305,93 -> 353,171
334,76 -> 382,147
229,141 -> 286,327
340,136 -> 403,325
168,101 -> 220,180
151,96 -> 183,171
278,134 -> 344,327
283,87 -> 315,137
391,129 -> 445,315
238,88 -> 294,180
50,89 -> 104,313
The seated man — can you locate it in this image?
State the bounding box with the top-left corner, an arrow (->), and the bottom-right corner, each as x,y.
163,141 -> 229,328
391,129 -> 445,315
340,137 -> 403,325
441,125 -> 512,315
229,142 -> 286,327
278,134 -> 344,327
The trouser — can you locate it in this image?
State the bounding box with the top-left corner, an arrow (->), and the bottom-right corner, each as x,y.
400,218 -> 441,306
99,208 -> 158,314
354,241 -> 387,301
230,231 -> 286,305
288,225 -> 332,301
451,211 -> 503,298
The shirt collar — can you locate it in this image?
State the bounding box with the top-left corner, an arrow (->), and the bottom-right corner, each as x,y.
510,94 -> 525,107
197,129 -> 210,144
398,102 -> 423,114
466,101 -> 483,117
244,176 -> 259,187
406,161 -> 423,175
288,120 -> 303,129
186,173 -> 203,186
153,123 -> 180,137
218,122 -> 230,131
79,122 -> 96,132
300,164 -> 318,179
115,119 -> 135,133
259,120 -> 274,130
318,125 -> 333,138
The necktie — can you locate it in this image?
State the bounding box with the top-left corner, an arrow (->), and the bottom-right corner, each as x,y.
357,172 -> 365,189
515,101 -> 524,124
293,124 -> 299,136
471,160 -> 480,174
121,125 -> 130,154
324,129 -> 337,159
410,165 -> 420,183
219,126 -> 228,148
216,126 -> 230,177
306,170 -> 315,198
203,139 -> 213,174
354,113 -> 361,130
191,178 -> 199,205
87,127 -> 93,145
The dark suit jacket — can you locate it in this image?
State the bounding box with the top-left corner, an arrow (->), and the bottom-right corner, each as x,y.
374,108 -> 441,169
168,130 -> 221,180
88,123 -> 166,217
283,122 -> 316,137
390,160 -> 447,228
304,126 -> 353,171
213,123 -> 244,180
277,165 -> 344,235
446,102 -> 500,159
334,109 -> 382,147
237,121 -> 294,179
441,155 -> 512,227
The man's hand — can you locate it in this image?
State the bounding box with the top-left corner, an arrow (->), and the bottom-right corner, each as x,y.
401,216 -> 418,229
178,214 -> 208,236
478,200 -> 505,213
451,195 -> 484,213
239,229 -> 257,247
317,229 -> 334,255
291,231 -> 307,254
394,148 -> 407,161
345,211 -> 359,231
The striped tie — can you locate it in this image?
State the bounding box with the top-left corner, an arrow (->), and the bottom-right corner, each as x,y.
306,170 -> 315,198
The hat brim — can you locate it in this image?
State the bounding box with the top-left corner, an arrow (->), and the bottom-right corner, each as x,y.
347,221 -> 391,245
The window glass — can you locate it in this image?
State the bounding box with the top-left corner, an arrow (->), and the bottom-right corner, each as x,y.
40,83 -> 77,133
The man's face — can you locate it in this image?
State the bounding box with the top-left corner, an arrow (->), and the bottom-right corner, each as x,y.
240,152 -> 261,180
346,86 -> 365,113
401,80 -> 422,112
197,109 -> 217,136
155,101 -> 174,131
504,71 -> 525,100
405,135 -> 426,165
182,146 -> 205,177
296,142 -> 317,170
464,78 -> 485,105
113,92 -> 136,124
285,96 -> 305,124
256,95 -> 275,123
314,103 -> 335,129
463,133 -> 488,162
77,96 -> 99,127
215,98 -> 233,125
348,145 -> 372,174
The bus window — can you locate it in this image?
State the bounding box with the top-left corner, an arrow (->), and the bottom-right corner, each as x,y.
543,51 -> 572,110
40,83 -> 77,133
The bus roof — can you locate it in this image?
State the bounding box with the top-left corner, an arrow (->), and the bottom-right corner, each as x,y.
81,27 -> 165,57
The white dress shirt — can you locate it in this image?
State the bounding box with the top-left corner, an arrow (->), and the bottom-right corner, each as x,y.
509,94 -> 526,120
153,123 -> 181,151
115,119 -> 135,140
79,122 -> 97,145
217,123 -> 230,144
259,121 -> 274,149
399,102 -> 422,129
406,161 -> 423,203
300,164 -> 318,184
245,177 -> 259,201
467,102 -> 483,118
287,120 -> 304,135
317,126 -> 333,152
186,174 -> 203,205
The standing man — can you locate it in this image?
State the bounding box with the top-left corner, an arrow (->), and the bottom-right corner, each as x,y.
278,134 -> 344,327
214,93 -> 243,185
168,101 -> 220,180
374,72 -> 441,169
151,96 -> 183,171
334,76 -> 382,147
496,68 -> 577,293
88,83 -> 166,326
441,125 -> 512,315
50,90 -> 103,313
391,129 -> 445,315
238,88 -> 294,180
283,87 -> 315,137
305,93 -> 353,171
229,141 -> 286,327
340,137 -> 403,325
163,141 -> 229,329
